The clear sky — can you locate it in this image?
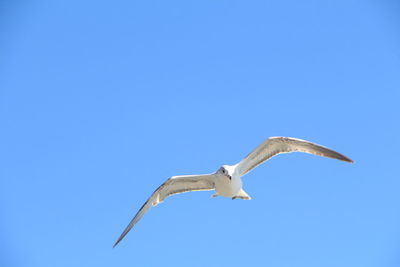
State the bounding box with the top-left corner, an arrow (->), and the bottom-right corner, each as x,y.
1,1 -> 400,266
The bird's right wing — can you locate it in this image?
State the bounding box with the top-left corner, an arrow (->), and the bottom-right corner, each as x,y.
236,137 -> 353,176
113,174 -> 215,247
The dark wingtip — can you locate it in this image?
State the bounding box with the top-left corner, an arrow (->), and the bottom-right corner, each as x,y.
339,155 -> 354,163
113,239 -> 121,248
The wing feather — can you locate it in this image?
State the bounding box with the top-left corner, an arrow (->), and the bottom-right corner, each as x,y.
237,137 -> 353,176
113,174 -> 215,247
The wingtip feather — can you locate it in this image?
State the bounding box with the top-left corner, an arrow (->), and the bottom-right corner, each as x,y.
345,157 -> 354,163
113,239 -> 121,248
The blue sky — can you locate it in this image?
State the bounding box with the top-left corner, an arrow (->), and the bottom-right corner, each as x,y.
1,1 -> 400,266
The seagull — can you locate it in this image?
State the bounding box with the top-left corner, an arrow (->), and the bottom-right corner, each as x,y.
113,136 -> 353,247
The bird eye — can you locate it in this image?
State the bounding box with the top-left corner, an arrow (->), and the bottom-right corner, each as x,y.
222,169 -> 225,174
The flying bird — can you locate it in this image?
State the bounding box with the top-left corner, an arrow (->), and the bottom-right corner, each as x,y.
113,136 -> 353,247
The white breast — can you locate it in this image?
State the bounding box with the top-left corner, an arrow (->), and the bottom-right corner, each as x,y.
214,174 -> 243,197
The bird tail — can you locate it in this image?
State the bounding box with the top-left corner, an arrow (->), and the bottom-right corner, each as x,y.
232,189 -> 251,200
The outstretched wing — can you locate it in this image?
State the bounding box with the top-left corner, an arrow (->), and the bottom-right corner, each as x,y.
113,174 -> 215,247
236,137 -> 353,176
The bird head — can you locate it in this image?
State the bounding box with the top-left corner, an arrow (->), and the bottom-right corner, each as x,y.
217,165 -> 235,180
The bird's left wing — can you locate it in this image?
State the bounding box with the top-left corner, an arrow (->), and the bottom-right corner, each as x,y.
113,174 -> 215,247
236,137 -> 353,176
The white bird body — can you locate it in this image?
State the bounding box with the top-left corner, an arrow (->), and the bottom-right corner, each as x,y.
214,164 -> 242,198
113,136 -> 353,247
